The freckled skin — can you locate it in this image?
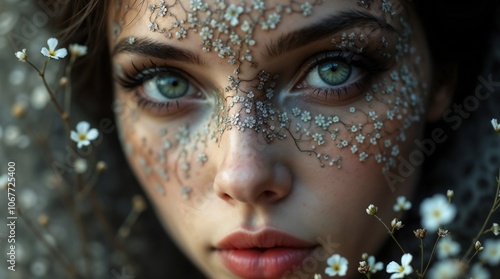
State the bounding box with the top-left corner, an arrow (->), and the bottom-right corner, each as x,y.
109,0 -> 442,278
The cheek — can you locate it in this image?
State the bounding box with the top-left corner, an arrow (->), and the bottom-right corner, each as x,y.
113,91 -> 218,223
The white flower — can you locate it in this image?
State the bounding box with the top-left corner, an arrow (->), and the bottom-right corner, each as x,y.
267,13 -> 281,29
427,260 -> 462,279
479,239 -> 500,266
393,196 -> 412,212
70,121 -> 99,149
325,254 -> 348,277
314,274 -> 322,279
391,218 -> 403,230
301,2 -> 313,16
386,253 -> 413,279
419,194 -> 456,231
491,118 -> 500,132
224,4 -> 243,26
15,49 -> 27,62
367,255 -> 383,274
69,44 -> 88,58
31,85 -> 50,109
0,174 -> 8,190
240,20 -> 251,32
469,263 -> 490,279
73,159 -> 88,174
436,237 -> 461,259
41,38 -> 68,59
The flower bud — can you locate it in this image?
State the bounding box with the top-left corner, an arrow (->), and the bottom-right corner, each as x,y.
437,228 -> 449,237
132,195 -> 146,212
59,77 -> 68,86
475,241 -> 484,252
38,214 -> 49,227
74,159 -> 88,174
414,228 -> 427,239
391,218 -> 404,230
11,102 -> 27,118
96,161 -> 107,172
358,261 -> 369,274
446,190 -> 454,202
15,49 -> 27,62
491,223 -> 499,236
366,204 -> 378,215
361,253 -> 369,260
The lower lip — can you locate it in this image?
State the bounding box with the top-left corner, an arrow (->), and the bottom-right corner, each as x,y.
218,247 -> 316,279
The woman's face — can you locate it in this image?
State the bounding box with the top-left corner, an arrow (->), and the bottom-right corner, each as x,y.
108,0 -> 436,278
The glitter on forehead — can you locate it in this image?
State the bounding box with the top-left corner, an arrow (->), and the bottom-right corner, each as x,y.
147,0 -> 323,66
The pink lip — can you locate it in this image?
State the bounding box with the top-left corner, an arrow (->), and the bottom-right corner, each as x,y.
216,229 -> 317,279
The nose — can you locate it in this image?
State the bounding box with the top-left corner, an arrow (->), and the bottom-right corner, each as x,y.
213,128 -> 293,205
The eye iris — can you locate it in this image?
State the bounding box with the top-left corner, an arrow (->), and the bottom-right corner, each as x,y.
318,61 -> 351,86
156,75 -> 188,99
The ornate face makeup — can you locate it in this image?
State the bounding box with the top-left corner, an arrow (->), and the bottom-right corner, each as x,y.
109,0 -> 435,278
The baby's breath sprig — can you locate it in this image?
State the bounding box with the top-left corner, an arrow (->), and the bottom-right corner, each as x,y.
365,204 -> 408,256
460,120 -> 500,264
13,38 -> 141,278
18,39 -> 68,123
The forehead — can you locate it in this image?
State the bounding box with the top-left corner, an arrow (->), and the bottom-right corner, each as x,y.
110,0 -> 409,53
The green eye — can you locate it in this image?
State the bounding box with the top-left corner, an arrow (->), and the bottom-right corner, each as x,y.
317,61 -> 352,86
145,74 -> 189,99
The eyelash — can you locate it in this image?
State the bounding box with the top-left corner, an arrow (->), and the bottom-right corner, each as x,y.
117,62 -> 203,115
116,52 -> 390,115
293,51 -> 389,103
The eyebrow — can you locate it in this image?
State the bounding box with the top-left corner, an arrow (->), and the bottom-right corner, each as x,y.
263,10 -> 399,59
112,10 -> 397,65
113,37 -> 205,66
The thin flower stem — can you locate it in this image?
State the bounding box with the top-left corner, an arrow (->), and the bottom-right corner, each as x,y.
41,69 -> 68,123
64,58 -> 75,116
461,173 -> 500,261
117,207 -> 142,241
26,60 -> 42,73
18,208 -> 82,279
419,238 -> 424,276
27,57 -> 71,133
422,235 -> 441,277
374,214 -> 406,254
466,250 -> 480,266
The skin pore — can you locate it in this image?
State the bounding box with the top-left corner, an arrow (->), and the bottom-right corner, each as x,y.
107,0 -> 448,278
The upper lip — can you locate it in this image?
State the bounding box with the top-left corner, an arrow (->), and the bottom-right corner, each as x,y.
216,228 -> 315,250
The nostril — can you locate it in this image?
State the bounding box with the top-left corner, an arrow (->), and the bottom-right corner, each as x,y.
262,190 -> 276,199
